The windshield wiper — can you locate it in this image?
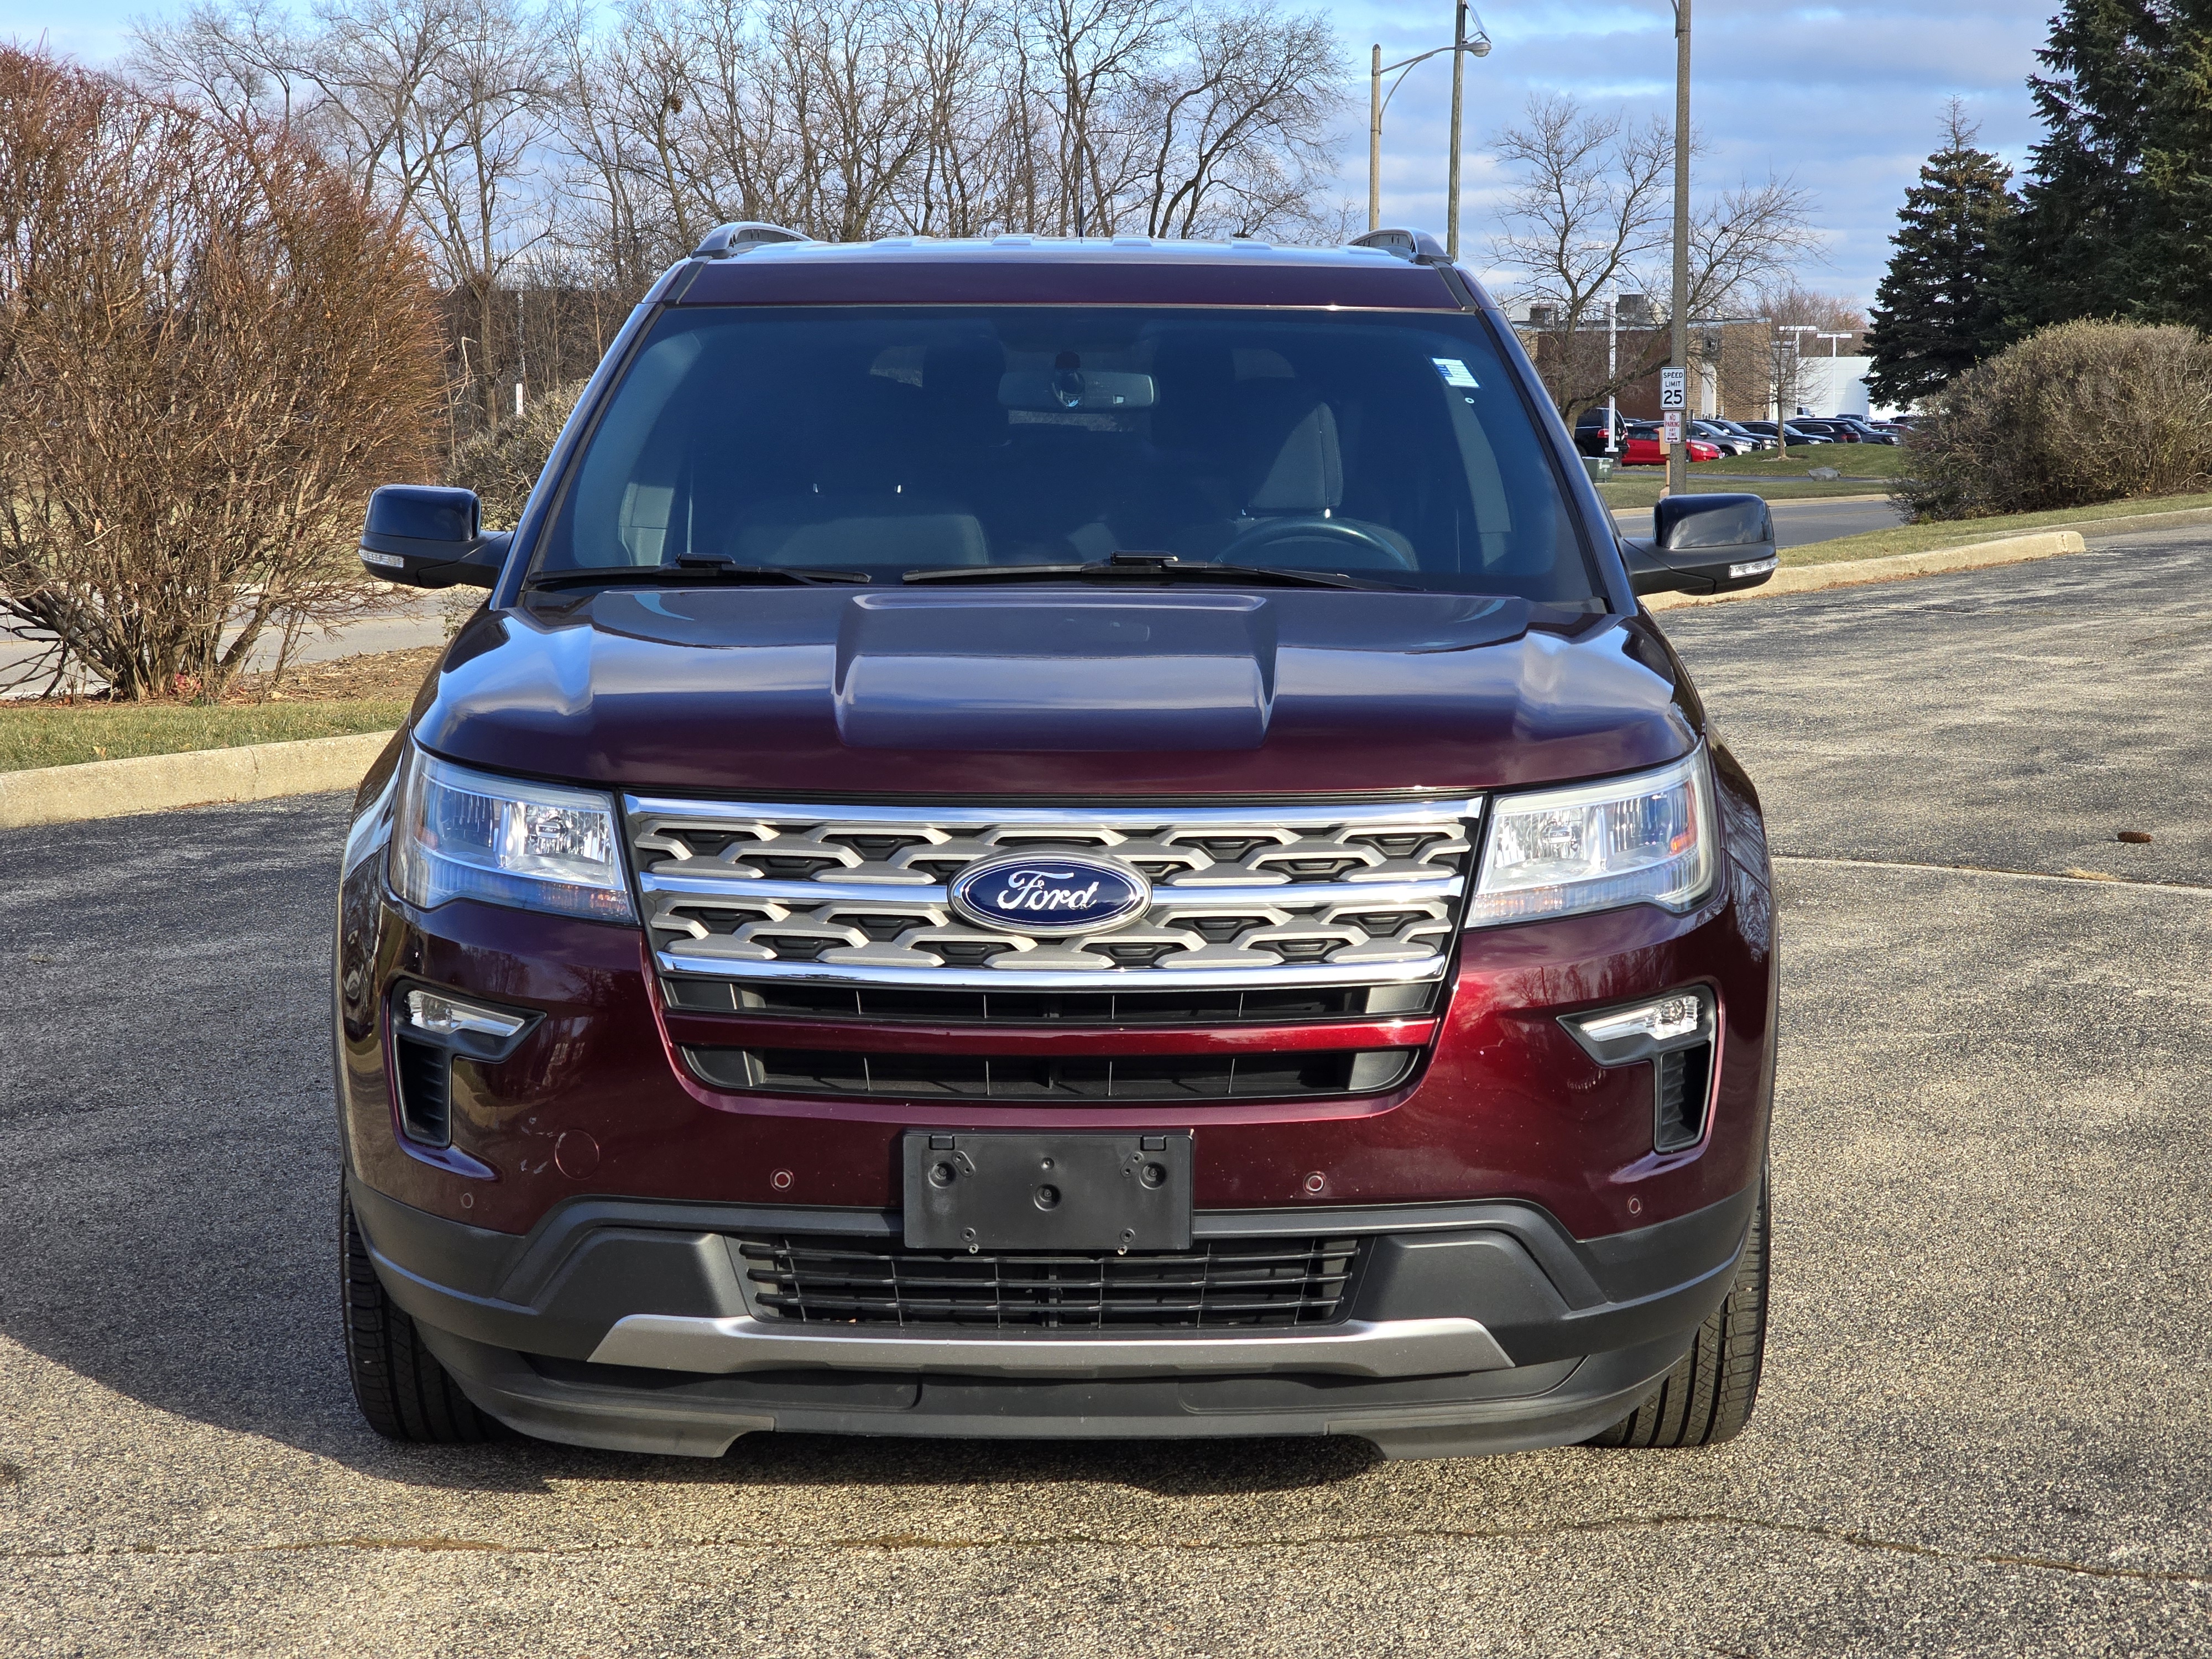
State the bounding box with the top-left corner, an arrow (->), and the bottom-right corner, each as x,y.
530,557 -> 870,591
902,552 -> 1395,591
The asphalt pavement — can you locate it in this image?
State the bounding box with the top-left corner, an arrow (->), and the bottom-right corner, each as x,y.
1,528 -> 2206,1656
1612,494 -> 1906,548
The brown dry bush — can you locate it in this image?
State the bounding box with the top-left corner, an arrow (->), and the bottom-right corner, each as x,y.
446,379 -> 585,528
1899,318 -> 2212,521
0,48 -> 445,699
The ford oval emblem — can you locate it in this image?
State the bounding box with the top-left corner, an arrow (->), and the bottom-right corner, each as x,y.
948,852 -> 1153,937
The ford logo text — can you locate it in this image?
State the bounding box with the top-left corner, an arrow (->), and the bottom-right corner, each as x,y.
947,853 -> 1152,937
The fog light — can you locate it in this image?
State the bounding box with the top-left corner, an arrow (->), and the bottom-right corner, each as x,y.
405,989 -> 529,1040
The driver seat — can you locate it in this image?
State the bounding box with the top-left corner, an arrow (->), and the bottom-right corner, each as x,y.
1199,380 -> 1415,569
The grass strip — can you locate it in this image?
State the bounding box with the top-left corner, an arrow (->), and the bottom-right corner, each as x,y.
1778,490 -> 2212,567
0,700 -> 407,773
1597,444 -> 1913,510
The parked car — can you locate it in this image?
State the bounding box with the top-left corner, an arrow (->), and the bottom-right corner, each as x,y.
1824,416 -> 1899,445
338,226 -> 1779,1464
1783,418 -> 1860,443
1573,405 -> 1632,457
1621,430 -> 1723,465
1688,420 -> 1755,457
1738,420 -> 1832,446
1707,420 -> 1775,451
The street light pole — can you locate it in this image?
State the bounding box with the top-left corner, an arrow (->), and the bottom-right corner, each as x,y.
1607,283 -> 1620,456
1447,1 -> 1467,260
1366,20 -> 1493,237
1369,44 -> 1383,233
1666,0 -> 1692,497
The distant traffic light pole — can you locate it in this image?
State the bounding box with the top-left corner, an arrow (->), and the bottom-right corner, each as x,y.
1367,11 -> 1492,238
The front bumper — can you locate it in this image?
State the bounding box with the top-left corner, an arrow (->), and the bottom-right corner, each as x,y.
349,1174 -> 1759,1458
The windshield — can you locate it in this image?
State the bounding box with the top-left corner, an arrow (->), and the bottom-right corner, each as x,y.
531,305 -> 1596,602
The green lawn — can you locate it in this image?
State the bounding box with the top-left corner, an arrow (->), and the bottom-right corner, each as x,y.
1597,443 -> 1912,509
1780,490 -> 2212,567
0,700 -> 406,773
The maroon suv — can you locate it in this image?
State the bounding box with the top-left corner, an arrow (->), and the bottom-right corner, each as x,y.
337,227 -> 1779,1460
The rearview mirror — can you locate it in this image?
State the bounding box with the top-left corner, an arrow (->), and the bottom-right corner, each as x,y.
358,485 -> 507,589
1623,493 -> 1777,598
998,369 -> 1156,411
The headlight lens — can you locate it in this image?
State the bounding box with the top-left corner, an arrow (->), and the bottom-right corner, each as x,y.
1467,748 -> 1715,926
390,747 -> 635,921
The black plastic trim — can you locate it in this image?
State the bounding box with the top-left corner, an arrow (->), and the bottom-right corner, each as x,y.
346,1175 -> 1759,1371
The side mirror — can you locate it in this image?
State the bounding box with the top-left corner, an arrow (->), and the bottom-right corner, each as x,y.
358,486 -> 507,589
1623,493 -> 1777,598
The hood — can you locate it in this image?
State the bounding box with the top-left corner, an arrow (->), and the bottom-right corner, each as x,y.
413,586 -> 1698,797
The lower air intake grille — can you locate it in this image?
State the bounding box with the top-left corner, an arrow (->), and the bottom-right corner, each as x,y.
736,1235 -> 1362,1329
1654,1042 -> 1714,1152
686,1046 -> 1417,1100
393,1035 -> 451,1147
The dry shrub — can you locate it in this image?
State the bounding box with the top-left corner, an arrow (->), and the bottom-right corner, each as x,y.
1900,319 -> 2212,521
446,380 -> 586,528
0,48 -> 445,699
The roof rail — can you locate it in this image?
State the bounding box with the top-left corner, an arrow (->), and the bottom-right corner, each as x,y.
1348,228 -> 1452,267
692,221 -> 811,259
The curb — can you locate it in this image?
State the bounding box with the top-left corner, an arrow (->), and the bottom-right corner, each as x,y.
2043,503 -> 2212,541
1646,530 -> 2088,611
0,729 -> 394,830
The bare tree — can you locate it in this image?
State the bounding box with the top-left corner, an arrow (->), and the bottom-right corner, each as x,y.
410,0 -> 561,427
0,48 -> 445,700
1488,92 -> 1817,420
1134,2 -> 1338,239
137,0 -> 1350,457
1022,0 -> 1172,234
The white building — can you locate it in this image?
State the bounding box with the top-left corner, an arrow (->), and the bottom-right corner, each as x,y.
1789,356 -> 1906,422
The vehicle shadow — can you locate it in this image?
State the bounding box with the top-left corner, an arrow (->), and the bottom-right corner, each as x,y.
0,796 -> 1380,1504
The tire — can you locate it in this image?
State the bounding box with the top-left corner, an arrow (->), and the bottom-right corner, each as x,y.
1585,1170 -> 1768,1449
341,1186 -> 500,1444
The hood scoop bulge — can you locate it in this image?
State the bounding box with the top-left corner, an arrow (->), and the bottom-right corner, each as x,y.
833,591 -> 1277,752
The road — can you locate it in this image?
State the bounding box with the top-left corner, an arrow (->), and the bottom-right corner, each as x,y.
1613,494 -> 1905,548
1,526 -> 2207,1656
0,590 -> 453,698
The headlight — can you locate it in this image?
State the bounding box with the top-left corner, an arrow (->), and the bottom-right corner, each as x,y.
390,746 -> 635,922
1467,748 -> 1714,926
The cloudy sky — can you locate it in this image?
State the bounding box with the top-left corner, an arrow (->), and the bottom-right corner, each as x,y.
7,0 -> 2058,309
1347,0 -> 2054,306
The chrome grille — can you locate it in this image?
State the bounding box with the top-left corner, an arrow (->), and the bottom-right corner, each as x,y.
625,797 -> 1481,989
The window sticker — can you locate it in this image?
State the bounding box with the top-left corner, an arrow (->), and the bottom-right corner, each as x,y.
1432,357 -> 1480,388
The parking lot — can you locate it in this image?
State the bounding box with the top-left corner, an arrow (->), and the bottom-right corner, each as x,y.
2,529 -> 2207,1657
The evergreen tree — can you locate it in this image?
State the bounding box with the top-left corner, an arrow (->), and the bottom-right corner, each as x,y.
1865,102 -> 2017,409
2004,0 -> 2168,331
2129,0 -> 2212,324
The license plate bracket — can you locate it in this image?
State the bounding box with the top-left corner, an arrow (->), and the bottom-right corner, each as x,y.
900,1130 -> 1194,1251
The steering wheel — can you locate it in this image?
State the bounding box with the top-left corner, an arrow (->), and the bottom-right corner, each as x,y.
1215,515 -> 1416,570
